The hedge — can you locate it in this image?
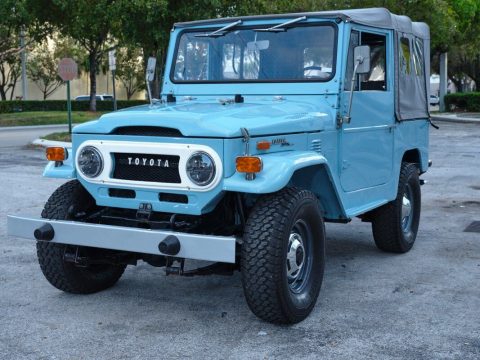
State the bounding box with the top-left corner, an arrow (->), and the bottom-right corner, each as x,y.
444,92 -> 480,112
0,100 -> 149,113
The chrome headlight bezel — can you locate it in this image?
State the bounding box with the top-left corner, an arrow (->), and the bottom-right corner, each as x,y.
186,151 -> 216,186
77,145 -> 104,178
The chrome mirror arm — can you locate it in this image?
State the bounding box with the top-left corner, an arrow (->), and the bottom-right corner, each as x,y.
344,56 -> 364,124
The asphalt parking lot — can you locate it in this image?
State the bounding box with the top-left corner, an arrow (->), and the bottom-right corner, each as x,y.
1,122 -> 479,359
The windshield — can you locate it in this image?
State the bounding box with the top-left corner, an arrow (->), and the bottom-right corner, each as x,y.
171,24 -> 336,83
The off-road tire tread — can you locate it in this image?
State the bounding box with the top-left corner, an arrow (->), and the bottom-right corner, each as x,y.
371,162 -> 420,253
241,187 -> 323,324
37,180 -> 125,294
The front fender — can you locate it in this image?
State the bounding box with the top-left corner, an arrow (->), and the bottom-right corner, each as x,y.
222,151 -> 327,194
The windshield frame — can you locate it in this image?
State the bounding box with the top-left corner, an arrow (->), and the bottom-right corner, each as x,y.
169,22 -> 338,85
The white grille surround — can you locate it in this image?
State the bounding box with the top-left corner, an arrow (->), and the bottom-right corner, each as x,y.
75,140 -> 223,192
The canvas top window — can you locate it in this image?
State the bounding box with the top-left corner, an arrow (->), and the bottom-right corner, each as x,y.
171,23 -> 336,83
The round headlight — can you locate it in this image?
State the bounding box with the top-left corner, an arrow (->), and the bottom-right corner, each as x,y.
186,151 -> 216,186
78,146 -> 103,178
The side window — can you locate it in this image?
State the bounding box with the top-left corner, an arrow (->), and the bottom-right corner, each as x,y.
360,32 -> 386,91
399,37 -> 411,75
345,31 -> 386,91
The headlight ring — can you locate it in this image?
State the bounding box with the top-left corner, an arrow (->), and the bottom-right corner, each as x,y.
186,151 -> 216,186
78,146 -> 104,178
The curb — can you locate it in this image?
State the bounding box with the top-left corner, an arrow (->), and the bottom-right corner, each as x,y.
0,124 -> 77,131
431,115 -> 480,125
32,138 -> 71,148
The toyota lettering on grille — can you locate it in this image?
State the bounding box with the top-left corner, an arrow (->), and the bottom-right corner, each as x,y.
127,157 -> 170,168
112,153 -> 181,183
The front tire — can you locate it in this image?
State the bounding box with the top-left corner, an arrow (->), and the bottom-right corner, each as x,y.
37,180 -> 126,294
241,188 -> 325,324
371,162 -> 421,253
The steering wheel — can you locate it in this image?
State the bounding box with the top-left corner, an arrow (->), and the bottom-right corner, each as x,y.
304,65 -> 323,71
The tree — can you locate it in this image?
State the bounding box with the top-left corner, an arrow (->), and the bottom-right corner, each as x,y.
0,0 -> 51,100
115,47 -> 145,100
27,35 -> 85,100
114,0 -> 266,98
0,51 -> 20,100
27,41 -> 60,100
31,0 -> 119,110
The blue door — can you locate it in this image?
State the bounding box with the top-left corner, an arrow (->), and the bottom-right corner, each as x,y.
340,29 -> 394,192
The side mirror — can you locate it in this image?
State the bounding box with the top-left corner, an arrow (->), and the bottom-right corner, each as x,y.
343,45 -> 371,125
353,45 -> 371,74
146,57 -> 157,82
146,57 -> 157,106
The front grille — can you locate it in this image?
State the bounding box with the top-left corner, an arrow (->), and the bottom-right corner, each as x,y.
111,126 -> 183,137
112,153 -> 181,183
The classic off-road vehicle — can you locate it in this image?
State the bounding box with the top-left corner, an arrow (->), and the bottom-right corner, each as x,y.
8,8 -> 431,324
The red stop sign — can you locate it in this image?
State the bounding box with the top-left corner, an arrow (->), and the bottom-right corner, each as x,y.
58,58 -> 78,81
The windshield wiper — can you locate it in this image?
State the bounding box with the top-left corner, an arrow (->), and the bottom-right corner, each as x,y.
194,19 -> 242,38
253,16 -> 307,32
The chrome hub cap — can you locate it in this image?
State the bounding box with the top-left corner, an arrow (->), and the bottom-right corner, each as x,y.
401,185 -> 413,232
287,233 -> 305,282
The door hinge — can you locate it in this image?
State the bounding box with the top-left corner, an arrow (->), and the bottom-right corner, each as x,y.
336,113 -> 344,128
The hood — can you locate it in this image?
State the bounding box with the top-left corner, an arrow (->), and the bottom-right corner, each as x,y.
73,98 -> 333,138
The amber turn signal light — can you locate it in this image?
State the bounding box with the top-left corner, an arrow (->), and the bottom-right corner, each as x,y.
46,147 -> 67,161
256,140 -> 271,151
236,156 -> 262,173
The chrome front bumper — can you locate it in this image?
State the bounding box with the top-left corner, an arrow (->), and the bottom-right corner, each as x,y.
7,215 -> 236,263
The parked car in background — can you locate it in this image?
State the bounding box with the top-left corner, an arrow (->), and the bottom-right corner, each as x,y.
75,94 -> 113,101
429,94 -> 440,105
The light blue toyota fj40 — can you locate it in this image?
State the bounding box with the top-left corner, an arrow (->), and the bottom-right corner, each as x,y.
8,8 -> 431,324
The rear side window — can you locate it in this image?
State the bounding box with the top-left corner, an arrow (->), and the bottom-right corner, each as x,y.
412,38 -> 424,76
399,37 -> 411,75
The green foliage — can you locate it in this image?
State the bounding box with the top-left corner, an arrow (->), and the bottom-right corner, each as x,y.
444,92 -> 480,112
0,111 -> 105,127
27,42 -> 62,100
27,35 -> 86,100
41,131 -> 71,142
0,100 -> 148,113
29,0 -> 121,110
115,47 -> 145,100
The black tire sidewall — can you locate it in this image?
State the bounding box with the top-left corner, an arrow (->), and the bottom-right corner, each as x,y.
37,180 -> 125,294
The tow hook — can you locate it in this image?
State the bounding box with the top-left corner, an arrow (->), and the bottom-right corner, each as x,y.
165,258 -> 184,276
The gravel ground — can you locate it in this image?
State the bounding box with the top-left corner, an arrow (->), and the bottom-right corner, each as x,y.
1,122 -> 479,359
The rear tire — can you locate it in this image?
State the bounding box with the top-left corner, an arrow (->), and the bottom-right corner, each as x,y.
241,187 -> 325,324
371,162 -> 421,253
37,180 -> 126,294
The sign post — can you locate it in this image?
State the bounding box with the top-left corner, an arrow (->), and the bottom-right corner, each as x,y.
109,50 -> 117,111
58,58 -> 78,134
